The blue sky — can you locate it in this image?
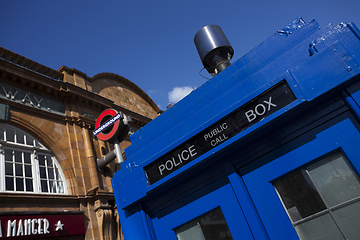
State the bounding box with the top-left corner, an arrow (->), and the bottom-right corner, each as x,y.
1,0 -> 360,110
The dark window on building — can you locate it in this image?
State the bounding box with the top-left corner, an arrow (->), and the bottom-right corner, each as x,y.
274,152 -> 360,240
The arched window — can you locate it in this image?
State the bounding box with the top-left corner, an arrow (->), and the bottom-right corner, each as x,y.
0,124 -> 67,194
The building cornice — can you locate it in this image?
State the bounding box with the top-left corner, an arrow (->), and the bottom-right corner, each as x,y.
0,47 -> 63,81
0,192 -> 80,203
1,62 -> 152,126
0,47 -> 155,127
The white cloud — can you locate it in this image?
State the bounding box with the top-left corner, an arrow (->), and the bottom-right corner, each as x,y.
168,86 -> 194,104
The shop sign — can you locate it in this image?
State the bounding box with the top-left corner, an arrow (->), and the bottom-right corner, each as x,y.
0,82 -> 65,115
0,213 -> 85,239
144,81 -> 297,185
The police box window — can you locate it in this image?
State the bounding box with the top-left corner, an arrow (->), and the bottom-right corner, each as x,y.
0,124 -> 67,194
175,207 -> 233,240
273,152 -> 360,240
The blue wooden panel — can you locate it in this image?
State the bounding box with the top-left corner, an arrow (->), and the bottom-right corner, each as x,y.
291,43 -> 360,101
241,118 -> 360,239
116,206 -> 150,240
112,166 -> 147,210
347,81 -> 360,111
346,22 -> 360,65
224,161 -> 269,240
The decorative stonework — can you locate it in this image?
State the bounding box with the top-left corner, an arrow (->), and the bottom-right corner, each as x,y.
1,46 -> 158,240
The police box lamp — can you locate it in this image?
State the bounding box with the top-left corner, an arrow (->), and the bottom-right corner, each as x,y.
194,25 -> 234,77
93,109 -> 132,169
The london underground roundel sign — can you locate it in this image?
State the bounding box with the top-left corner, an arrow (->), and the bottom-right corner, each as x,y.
93,109 -> 123,142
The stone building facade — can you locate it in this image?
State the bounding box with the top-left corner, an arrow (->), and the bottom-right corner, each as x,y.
0,46 -> 161,240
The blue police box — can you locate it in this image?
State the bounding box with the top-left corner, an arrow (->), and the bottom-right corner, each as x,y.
112,18 -> 360,240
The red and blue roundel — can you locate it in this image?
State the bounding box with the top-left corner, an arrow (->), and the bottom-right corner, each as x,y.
93,109 -> 123,142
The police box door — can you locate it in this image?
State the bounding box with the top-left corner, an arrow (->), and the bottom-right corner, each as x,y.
240,117 -> 360,240
148,170 -> 255,240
